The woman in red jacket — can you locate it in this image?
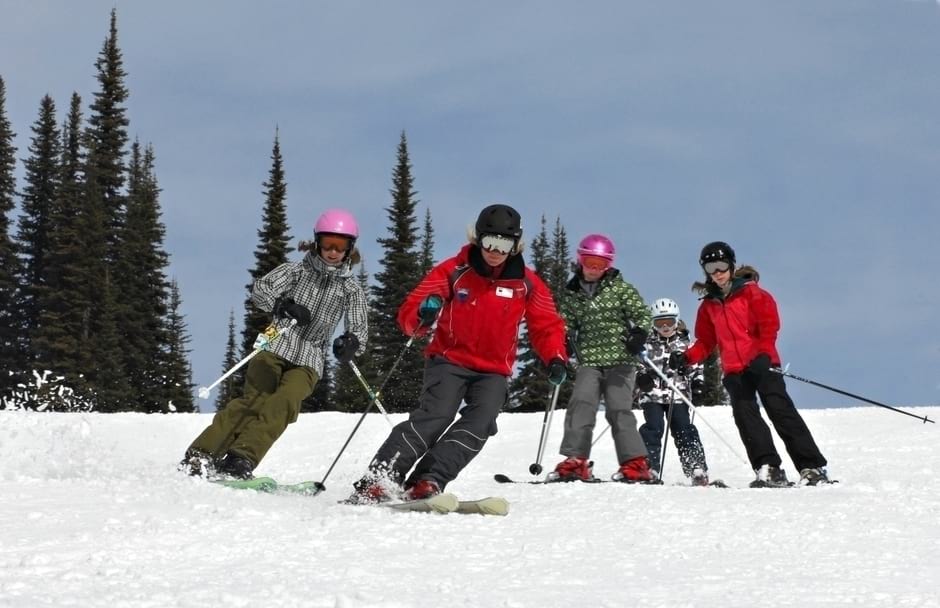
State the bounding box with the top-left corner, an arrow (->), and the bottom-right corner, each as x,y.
669,241 -> 830,487
349,204 -> 568,503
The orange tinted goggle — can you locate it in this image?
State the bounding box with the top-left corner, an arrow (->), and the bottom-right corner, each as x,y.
319,235 -> 352,253
580,255 -> 610,272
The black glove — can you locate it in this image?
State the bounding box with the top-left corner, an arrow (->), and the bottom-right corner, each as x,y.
418,294 -> 444,326
668,351 -> 687,371
547,357 -> 567,386
565,332 -> 579,362
620,326 -> 648,356
273,295 -> 312,326
635,371 -> 655,393
690,378 -> 706,398
747,353 -> 771,377
332,332 -> 359,364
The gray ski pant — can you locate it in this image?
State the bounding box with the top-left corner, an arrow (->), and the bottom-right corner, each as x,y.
559,363 -> 648,465
370,357 -> 508,489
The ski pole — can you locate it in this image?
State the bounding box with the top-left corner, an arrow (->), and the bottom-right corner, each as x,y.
771,367 -> 935,424
659,391 -> 676,481
196,320 -> 297,399
641,353 -> 749,466
591,423 -> 610,447
530,384 -> 562,475
347,360 -> 393,427
313,329 -> 423,493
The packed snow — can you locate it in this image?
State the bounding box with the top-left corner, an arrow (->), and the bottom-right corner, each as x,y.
1,405 -> 938,607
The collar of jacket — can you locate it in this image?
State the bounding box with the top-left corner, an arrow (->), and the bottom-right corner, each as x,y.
565,267 -> 621,293
303,250 -> 354,277
464,243 -> 526,279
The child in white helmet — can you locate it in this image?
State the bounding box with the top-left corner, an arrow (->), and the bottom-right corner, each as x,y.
636,298 -> 711,485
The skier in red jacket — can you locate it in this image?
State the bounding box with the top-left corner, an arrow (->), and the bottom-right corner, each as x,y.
349,204 -> 568,503
669,241 -> 831,487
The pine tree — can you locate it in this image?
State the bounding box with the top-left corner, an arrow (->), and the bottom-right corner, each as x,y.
32,93 -> 92,401
239,131 -> 292,389
82,9 -> 131,410
86,8 -> 129,264
701,353 -> 726,406
369,132 -> 424,413
302,357 -> 332,413
0,76 -> 25,403
214,309 -> 238,413
509,216 -> 554,411
17,95 -> 61,373
116,142 -> 171,412
162,279 -> 194,413
548,217 -> 573,408
419,208 -> 435,275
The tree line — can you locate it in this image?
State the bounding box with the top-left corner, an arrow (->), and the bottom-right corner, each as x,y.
0,9 -> 724,414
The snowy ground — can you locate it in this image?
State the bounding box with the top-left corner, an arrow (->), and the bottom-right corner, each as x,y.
1,405 -> 938,608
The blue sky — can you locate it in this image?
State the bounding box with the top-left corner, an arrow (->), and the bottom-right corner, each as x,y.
2,1 -> 938,409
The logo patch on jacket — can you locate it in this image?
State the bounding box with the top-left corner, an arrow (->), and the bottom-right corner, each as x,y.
495,286 -> 514,298
456,287 -> 470,302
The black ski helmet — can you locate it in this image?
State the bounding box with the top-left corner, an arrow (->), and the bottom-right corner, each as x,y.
699,241 -> 736,267
475,204 -> 522,239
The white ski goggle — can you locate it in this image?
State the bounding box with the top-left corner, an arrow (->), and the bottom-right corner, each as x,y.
480,234 -> 515,255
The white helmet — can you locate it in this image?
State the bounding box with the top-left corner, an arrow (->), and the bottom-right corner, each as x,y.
651,298 -> 680,319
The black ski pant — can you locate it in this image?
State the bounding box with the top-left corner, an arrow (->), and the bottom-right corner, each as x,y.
369,357 -> 508,490
722,367 -> 827,472
639,401 -> 707,478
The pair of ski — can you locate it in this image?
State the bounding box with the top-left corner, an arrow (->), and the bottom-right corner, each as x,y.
493,473 -> 730,488
213,477 -> 509,516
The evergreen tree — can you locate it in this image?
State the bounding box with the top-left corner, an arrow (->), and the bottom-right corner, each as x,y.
117,142 -> 170,412
418,208 -> 435,275
239,131 -> 292,387
82,9 -> 131,410
548,217 -> 571,299
509,216 -> 554,411
162,279 -> 194,413
369,132 -> 424,413
32,93 -> 92,399
302,357 -> 332,413
86,8 -> 129,264
0,76 -> 25,402
701,352 -> 726,406
17,95 -> 61,371
214,309 -> 238,413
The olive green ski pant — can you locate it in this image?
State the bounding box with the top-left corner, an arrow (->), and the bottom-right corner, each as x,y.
188,351 -> 318,467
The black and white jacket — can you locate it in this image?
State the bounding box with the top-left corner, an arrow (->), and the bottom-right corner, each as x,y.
252,251 -> 368,375
636,327 -> 703,406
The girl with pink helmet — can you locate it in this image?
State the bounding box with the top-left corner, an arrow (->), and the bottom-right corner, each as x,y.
549,232 -> 657,483
181,208 -> 369,480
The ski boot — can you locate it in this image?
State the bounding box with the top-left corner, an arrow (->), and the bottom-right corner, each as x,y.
546,457 -> 594,482
611,456 -> 659,484
749,464 -> 792,488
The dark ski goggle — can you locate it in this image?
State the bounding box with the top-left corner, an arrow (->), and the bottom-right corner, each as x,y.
653,317 -> 678,330
703,261 -> 731,275
480,234 -> 515,255
319,235 -> 353,253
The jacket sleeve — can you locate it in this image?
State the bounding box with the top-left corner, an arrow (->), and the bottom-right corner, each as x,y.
524,270 -> 568,365
621,280 -> 652,331
686,303 -> 716,366
251,262 -> 297,312
345,281 -> 370,355
751,285 -> 780,360
397,259 -> 455,336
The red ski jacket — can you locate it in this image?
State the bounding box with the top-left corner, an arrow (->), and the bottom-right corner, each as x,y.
398,244 -> 567,376
685,274 -> 782,374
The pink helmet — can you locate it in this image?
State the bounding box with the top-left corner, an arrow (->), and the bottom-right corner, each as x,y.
314,208 -> 359,239
577,233 -> 616,269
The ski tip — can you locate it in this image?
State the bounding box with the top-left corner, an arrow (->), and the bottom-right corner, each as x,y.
493,473 -> 514,484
